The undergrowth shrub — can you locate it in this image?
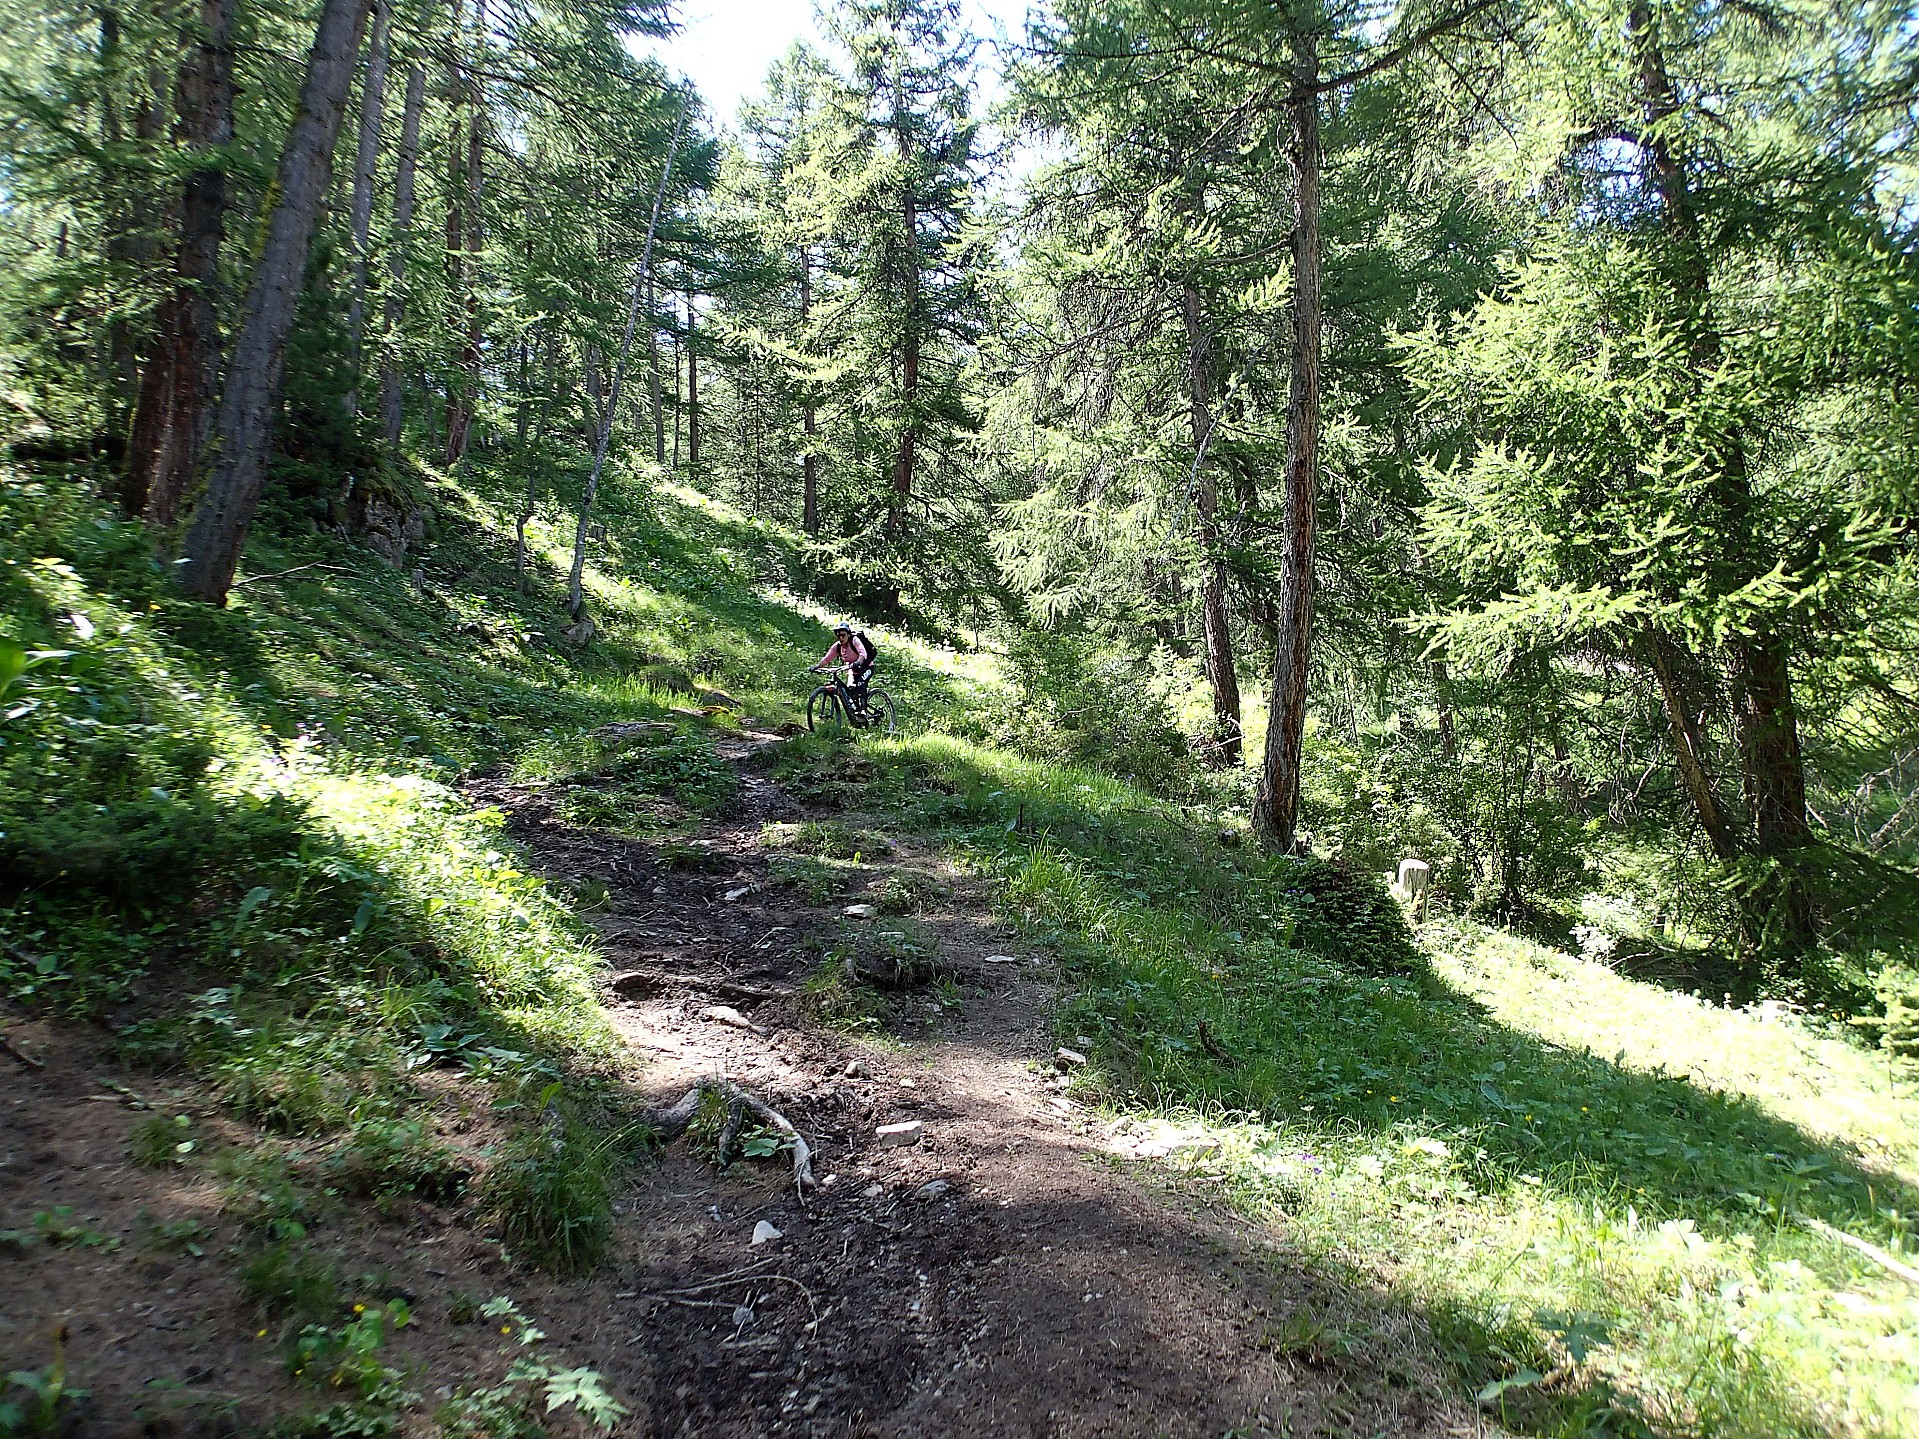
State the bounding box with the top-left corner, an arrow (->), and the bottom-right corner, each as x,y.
482,1120 -> 615,1275
974,630 -> 1192,799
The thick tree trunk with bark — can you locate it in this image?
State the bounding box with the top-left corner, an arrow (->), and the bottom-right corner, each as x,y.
126,0 -> 236,531
1183,282 -> 1241,765
175,0 -> 374,602
1252,27 -> 1321,850
342,0 -> 390,415
378,64 -> 425,451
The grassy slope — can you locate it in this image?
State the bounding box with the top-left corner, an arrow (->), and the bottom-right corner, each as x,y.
837,735 -> 1919,1438
3,465 -> 1917,1438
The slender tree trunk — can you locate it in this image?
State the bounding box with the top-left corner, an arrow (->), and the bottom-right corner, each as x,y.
99,7 -> 137,449
800,245 -> 819,535
567,100 -> 685,619
671,326 -> 682,469
887,80 -> 919,537
686,302 -> 701,475
175,0 -> 374,603
378,63 -> 425,451
1183,281 -> 1241,765
647,281 -> 666,464
126,0 -> 236,531
447,0 -> 486,464
1252,25 -> 1322,850
1644,625 -> 1738,861
342,0 -> 389,416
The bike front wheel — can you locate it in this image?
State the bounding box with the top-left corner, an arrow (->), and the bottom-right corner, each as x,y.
806,685 -> 849,733
864,687 -> 897,736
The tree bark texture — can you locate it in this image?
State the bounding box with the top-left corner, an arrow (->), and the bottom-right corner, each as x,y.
1252,26 -> 1321,850
125,0 -> 236,531
1183,281 -> 1242,765
378,63 -> 425,450
342,0 -> 390,415
175,0 -> 374,603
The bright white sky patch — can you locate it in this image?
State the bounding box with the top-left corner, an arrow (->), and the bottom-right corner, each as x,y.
641,0 -> 1038,129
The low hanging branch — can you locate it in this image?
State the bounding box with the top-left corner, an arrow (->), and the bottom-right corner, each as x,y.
566,94 -> 688,622
640,1075 -> 818,1196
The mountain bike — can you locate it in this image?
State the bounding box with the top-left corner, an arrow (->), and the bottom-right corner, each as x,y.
806,664 -> 897,735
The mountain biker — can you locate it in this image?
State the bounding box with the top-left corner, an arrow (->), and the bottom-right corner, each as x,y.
813,622 -> 875,709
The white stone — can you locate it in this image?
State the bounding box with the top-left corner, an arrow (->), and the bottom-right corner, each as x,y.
843,904 -> 879,919
724,886 -> 751,902
981,954 -> 1020,964
750,1220 -> 781,1246
875,1121 -> 923,1147
1055,1047 -> 1088,1067
911,1179 -> 951,1202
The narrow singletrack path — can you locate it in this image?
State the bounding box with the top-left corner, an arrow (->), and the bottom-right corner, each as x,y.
471,732 -> 1490,1439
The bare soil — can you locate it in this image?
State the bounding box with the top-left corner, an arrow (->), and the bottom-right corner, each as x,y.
2,730 -> 1490,1438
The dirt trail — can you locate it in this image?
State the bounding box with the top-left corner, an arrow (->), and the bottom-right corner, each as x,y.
473,731 -> 1486,1439
0,731 -> 1489,1438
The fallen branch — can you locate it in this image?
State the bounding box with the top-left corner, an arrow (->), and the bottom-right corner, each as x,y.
639,1076 -> 816,1194
230,562 -> 353,589
2,1032 -> 43,1069
1798,1215 -> 1919,1286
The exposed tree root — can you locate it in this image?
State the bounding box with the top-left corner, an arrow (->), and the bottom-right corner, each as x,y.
641,1075 -> 817,1194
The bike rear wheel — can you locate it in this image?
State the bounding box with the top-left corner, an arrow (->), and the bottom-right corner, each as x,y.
865,687 -> 897,736
806,685 -> 848,733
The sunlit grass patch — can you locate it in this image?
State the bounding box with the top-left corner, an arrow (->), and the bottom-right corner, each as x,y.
832,727 -> 1919,1438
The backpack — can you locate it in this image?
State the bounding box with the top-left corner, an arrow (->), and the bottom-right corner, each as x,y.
854,631 -> 878,669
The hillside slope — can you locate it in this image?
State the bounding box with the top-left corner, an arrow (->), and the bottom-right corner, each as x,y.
3,472 -> 1917,1439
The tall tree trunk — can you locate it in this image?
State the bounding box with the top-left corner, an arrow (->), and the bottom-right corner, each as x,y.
800,245 -> 819,536
1252,25 -> 1322,850
378,63 -> 425,451
174,0 -> 374,603
566,99 -> 685,619
126,0 -> 236,531
1183,281 -> 1242,765
1628,0 -> 1815,952
342,0 -> 389,416
515,326 -> 553,588
647,281 -> 665,464
887,80 -> 918,537
99,7 -> 136,449
447,0 -> 486,464
671,326 -> 682,469
686,302 -> 701,475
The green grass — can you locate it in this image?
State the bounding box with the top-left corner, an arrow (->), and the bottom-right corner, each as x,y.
794,729 -> 1919,1439
8,459 -> 1919,1437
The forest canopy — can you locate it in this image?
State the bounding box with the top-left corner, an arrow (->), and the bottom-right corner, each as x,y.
2,0 -> 1917,1000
